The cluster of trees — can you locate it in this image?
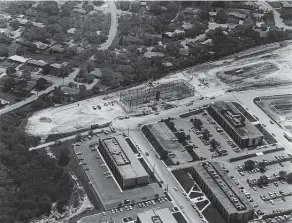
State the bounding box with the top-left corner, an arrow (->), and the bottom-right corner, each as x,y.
0,33 -> 13,57
0,96 -> 73,222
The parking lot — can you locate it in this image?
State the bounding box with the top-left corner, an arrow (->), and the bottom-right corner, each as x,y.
73,133 -> 165,210
79,202 -> 174,223
173,110 -> 247,161
222,150 -> 292,216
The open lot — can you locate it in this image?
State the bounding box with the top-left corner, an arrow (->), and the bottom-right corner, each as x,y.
255,95 -> 292,134
73,133 -> 165,210
217,61 -> 279,85
26,97 -> 126,136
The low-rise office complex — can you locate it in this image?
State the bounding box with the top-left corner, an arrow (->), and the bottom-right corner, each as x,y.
208,101 -> 263,148
191,161 -> 254,223
137,208 -> 178,223
98,135 -> 149,189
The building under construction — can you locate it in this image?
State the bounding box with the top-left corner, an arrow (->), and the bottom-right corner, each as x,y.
120,80 -> 195,109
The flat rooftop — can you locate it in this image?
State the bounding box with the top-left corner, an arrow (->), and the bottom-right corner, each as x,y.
210,101 -> 263,139
193,161 -> 253,214
101,135 -> 148,180
137,208 -> 177,223
147,122 -> 193,163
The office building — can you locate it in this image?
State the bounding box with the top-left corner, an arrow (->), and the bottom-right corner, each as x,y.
98,134 -> 149,188
191,162 -> 254,223
208,101 -> 263,148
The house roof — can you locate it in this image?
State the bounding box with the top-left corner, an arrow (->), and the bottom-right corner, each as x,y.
50,62 -> 69,69
32,22 -> 45,28
34,41 -> 49,50
8,55 -> 29,63
67,28 -> 76,34
89,68 -> 102,77
73,8 -> 87,14
228,12 -> 247,19
50,44 -> 64,52
16,18 -> 29,25
27,59 -> 47,67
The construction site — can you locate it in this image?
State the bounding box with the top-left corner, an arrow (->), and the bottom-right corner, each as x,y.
119,80 -> 195,110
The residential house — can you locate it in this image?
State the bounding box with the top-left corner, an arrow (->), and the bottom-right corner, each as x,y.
182,22 -> 193,30
32,22 -> 45,28
202,39 -> 213,46
16,17 -> 29,26
184,7 -> 198,15
67,28 -> 76,35
26,59 -> 48,68
34,41 -> 49,50
254,29 -> 268,38
73,8 -> 87,15
144,33 -> 162,46
60,86 -> 79,102
49,44 -> 64,54
8,55 -> 29,64
89,68 -> 102,79
179,47 -> 189,56
228,11 -> 247,20
121,35 -> 143,46
163,30 -> 185,39
282,2 -> 292,8
253,13 -> 264,20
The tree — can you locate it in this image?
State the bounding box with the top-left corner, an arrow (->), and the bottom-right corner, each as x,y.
58,147 -> 70,166
16,46 -> 25,55
185,27 -> 201,38
75,134 -> 82,142
0,33 -> 12,45
244,160 -> 256,171
35,78 -> 48,91
21,69 -> 31,81
257,175 -> 269,186
286,172 -> 292,184
201,129 -> 210,141
32,100 -> 46,110
10,19 -> 21,30
120,1 -> 130,11
2,77 -> 15,92
0,44 -> 8,57
215,10 -> 228,24
192,117 -> 203,130
165,42 -> 180,57
176,12 -> 185,22
279,171 -> 287,181
210,139 -> 218,150
258,161 -> 266,173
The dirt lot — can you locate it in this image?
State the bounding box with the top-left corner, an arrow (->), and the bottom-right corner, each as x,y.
216,61 -> 279,85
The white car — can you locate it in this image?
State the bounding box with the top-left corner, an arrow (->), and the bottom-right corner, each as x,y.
174,187 -> 178,191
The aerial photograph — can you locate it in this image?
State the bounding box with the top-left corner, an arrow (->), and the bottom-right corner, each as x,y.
2,1 -> 292,223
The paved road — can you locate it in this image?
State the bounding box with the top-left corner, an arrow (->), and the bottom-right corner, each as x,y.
0,69 -> 80,116
98,1 -> 118,50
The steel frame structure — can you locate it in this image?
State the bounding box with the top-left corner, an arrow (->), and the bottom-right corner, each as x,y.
120,79 -> 195,109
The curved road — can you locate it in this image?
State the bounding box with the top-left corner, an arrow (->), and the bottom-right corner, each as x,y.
99,1 -> 118,50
